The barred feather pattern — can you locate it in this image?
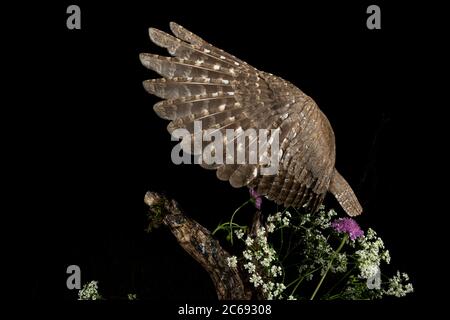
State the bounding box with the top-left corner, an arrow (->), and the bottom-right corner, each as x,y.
140,22 -> 362,216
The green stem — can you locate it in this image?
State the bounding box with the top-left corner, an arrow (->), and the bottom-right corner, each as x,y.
310,234 -> 348,300
286,267 -> 321,295
286,276 -> 302,289
229,200 -> 250,245
323,266 -> 355,298
291,277 -> 304,296
327,293 -> 343,300
212,222 -> 242,235
279,227 -> 284,252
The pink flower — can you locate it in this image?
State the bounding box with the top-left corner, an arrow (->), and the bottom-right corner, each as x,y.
249,188 -> 262,210
331,218 -> 364,241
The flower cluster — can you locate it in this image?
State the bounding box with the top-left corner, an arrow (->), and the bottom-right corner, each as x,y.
384,271 -> 414,297
219,192 -> 413,300
78,281 -> 102,300
226,256 -> 238,268
234,229 -> 244,239
127,293 -> 137,300
267,210 -> 291,232
342,269 -> 413,300
77,281 -> 138,300
355,228 -> 391,279
331,217 -> 364,241
232,223 -> 287,299
295,208 -> 345,280
297,206 -> 337,227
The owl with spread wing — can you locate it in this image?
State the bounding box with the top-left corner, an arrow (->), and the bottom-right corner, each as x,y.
140,22 -> 362,216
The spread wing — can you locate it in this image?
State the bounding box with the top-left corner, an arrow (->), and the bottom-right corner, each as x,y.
140,22 -> 339,213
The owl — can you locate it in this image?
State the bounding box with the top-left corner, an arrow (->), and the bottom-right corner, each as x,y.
140,22 -> 362,216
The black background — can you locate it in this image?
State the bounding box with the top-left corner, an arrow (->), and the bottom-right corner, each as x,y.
14,0 -> 443,308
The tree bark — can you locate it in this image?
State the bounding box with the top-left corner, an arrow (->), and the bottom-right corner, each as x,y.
144,191 -> 252,300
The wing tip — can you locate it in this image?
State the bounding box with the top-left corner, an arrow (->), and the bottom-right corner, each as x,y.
149,27 -> 178,48
142,79 -> 158,96
329,170 -> 364,217
139,53 -> 163,73
148,27 -> 160,43
346,205 -> 363,217
139,53 -> 152,68
153,101 -> 175,121
143,78 -> 167,94
169,21 -> 181,33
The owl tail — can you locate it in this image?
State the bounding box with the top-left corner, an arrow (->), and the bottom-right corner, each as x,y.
329,169 -> 363,216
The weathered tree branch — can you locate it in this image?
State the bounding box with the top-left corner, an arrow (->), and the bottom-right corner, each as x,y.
144,191 -> 252,300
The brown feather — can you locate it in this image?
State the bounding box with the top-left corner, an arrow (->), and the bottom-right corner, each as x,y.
141,23 -> 363,216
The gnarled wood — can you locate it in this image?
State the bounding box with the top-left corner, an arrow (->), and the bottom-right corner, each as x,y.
144,191 -> 251,300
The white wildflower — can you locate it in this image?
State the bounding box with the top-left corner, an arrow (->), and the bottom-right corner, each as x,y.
245,236 -> 254,247
381,250 -> 391,264
359,263 -> 379,280
355,229 -> 387,279
274,212 -> 282,222
384,271 -> 414,297
256,227 -> 268,246
270,265 -> 278,276
267,223 -> 276,233
270,265 -> 282,277
327,208 -> 337,217
261,257 -> 271,267
249,273 -> 263,287
254,250 -> 263,261
243,249 -> 253,260
257,227 -> 266,238
244,262 -> 256,273
234,229 -> 244,239
272,283 -> 286,297
262,245 -> 276,261
78,281 -> 101,300
288,295 -> 297,300
331,253 -> 348,273
366,228 -> 377,240
226,256 -> 238,268
258,235 -> 268,246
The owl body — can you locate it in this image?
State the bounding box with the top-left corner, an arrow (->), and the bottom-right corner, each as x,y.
141,23 -> 362,216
